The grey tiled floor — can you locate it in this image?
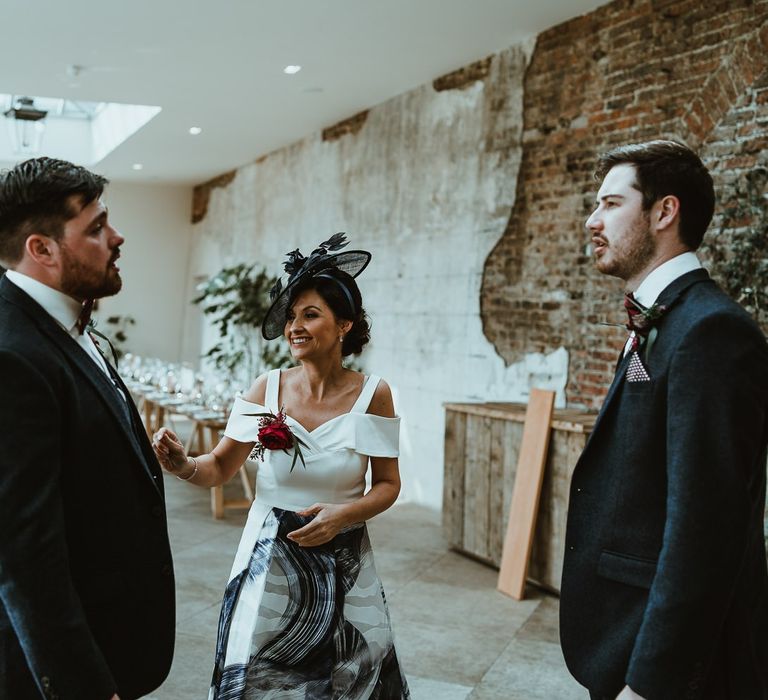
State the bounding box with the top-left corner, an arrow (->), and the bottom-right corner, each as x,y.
146,471 -> 585,699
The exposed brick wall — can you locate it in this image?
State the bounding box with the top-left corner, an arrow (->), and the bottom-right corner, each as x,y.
322,110 -> 369,142
480,0 -> 768,409
433,56 -> 493,91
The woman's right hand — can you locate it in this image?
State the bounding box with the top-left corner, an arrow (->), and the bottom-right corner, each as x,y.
152,427 -> 188,475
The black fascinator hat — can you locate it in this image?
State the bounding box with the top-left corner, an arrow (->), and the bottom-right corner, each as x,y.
261,232 -> 371,339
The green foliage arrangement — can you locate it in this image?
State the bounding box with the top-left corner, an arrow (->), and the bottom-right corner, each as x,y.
103,314 -> 136,360
192,263 -> 293,383
705,166 -> 768,328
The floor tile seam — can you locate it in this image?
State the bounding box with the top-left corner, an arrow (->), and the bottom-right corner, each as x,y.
173,578 -> 228,593
171,629 -> 216,643
379,553 -> 448,590
510,596 -> 545,642
472,613 -> 558,691
167,529 -> 236,548
175,630 -> 218,641
176,600 -> 223,624
407,674 -> 474,697
385,551 -> 454,598
175,599 -> 224,623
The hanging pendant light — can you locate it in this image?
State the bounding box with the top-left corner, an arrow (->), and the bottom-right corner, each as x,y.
4,96 -> 48,154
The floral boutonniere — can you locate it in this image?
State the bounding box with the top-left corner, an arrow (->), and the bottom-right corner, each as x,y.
624,295 -> 668,362
86,320 -> 120,368
245,408 -> 307,472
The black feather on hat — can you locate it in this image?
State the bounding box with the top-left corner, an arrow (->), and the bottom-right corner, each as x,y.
261,232 -> 371,340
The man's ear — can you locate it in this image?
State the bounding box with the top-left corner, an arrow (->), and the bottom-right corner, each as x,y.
654,195 -> 680,232
24,234 -> 59,267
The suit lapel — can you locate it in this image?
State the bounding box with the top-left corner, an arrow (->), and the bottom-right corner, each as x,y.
583,350 -> 632,452
0,279 -> 161,494
581,268 -> 711,455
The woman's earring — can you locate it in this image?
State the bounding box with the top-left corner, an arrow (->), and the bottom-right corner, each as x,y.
339,336 -> 344,343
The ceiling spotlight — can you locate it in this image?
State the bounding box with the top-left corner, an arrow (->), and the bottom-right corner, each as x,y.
283,65 -> 302,75
189,126 -> 202,135
132,163 -> 143,171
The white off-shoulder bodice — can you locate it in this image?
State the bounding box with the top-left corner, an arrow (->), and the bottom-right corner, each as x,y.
224,369 -> 400,511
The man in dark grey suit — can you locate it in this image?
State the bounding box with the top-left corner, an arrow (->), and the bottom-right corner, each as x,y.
560,141 -> 768,699
0,158 -> 175,699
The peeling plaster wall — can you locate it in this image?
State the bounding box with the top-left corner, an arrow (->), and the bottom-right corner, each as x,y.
186,42 -> 564,510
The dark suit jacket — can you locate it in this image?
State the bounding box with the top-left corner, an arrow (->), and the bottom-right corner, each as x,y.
0,277 -> 175,700
560,269 -> 768,700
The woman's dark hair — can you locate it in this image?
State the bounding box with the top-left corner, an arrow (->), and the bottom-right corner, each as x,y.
595,140 -> 714,250
287,268 -> 370,356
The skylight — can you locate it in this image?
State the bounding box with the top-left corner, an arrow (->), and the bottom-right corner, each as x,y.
0,93 -> 161,166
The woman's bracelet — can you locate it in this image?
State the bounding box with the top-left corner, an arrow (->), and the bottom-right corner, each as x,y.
176,456 -> 198,482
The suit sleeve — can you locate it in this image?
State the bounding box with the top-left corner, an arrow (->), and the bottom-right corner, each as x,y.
0,350 -> 117,700
625,312 -> 768,698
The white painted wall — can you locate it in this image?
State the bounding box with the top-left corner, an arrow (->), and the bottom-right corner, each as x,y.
187,42 -> 568,510
96,182 -> 193,362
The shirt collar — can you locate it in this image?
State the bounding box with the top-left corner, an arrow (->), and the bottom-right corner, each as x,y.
633,252 -> 702,308
4,269 -> 83,333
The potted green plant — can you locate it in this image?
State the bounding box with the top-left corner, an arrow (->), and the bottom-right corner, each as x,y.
192,263 -> 293,384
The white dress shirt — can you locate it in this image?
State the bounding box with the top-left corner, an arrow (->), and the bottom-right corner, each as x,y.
4,270 -> 124,398
623,252 -> 702,356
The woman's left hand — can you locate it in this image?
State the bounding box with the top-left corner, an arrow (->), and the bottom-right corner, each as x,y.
288,503 -> 351,547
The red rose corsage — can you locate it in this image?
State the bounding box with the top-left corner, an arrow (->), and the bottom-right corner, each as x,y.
245,407 -> 307,472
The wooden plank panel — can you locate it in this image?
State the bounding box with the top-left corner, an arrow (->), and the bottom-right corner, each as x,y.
488,418 -> 506,561
463,414 -> 492,559
441,401 -> 595,592
443,402 -> 596,432
528,426 -> 567,586
497,389 -> 556,600
488,420 -> 523,565
442,409 -> 467,549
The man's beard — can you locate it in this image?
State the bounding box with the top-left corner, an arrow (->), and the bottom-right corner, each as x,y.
596,212 -> 656,281
59,245 -> 122,300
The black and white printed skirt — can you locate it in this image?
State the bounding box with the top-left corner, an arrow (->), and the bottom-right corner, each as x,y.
208,504 -> 410,699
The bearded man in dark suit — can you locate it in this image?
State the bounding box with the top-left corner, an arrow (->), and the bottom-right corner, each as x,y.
560,140 -> 768,700
0,158 -> 175,699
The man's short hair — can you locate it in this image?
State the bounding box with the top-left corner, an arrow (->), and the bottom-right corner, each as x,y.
596,140 -> 715,250
0,157 -> 108,265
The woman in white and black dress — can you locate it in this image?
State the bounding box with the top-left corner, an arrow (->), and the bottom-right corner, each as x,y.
153,234 -> 410,699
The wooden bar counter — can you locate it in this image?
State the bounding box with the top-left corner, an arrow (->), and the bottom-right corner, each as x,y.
443,402 -> 597,593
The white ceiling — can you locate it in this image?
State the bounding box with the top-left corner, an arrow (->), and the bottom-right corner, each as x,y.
0,0 -> 606,185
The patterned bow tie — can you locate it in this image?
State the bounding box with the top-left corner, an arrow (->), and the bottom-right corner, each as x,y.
624,293 -> 647,334
76,298 -> 95,335
624,293 -> 645,353
624,292 -> 669,354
